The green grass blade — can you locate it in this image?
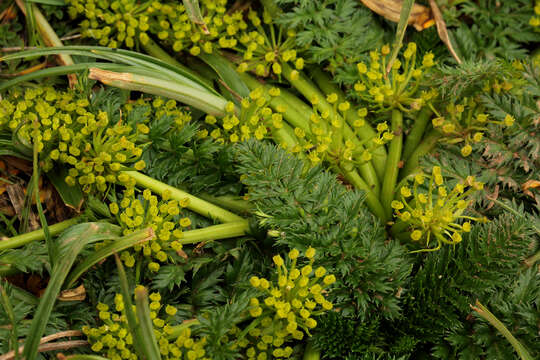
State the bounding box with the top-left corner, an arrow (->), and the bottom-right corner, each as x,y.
471,300 -> 534,360
0,63 -> 122,92
27,0 -> 65,5
114,255 -> 153,360
0,282 -> 20,360
21,223 -> 122,360
0,45 -> 217,94
88,68 -> 227,116
32,127 -> 54,266
64,227 -> 154,288
199,53 -> 250,98
134,286 -> 162,360
386,0 -> 415,75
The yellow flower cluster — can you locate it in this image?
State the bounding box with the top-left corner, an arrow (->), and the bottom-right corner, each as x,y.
392,166 -> 487,252
431,99 -> 514,157
237,248 -> 335,359
0,87 -> 146,193
84,290 -> 208,359
109,188 -> 192,272
235,10 -> 305,77
354,43 -> 437,111
125,96 -> 192,130
201,87 -> 280,144
310,94 -> 394,168
530,1 -> 540,28
66,0 -> 243,54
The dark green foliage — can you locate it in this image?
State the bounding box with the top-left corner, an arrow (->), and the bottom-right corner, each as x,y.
275,0 -> 384,72
0,241 -> 49,274
396,209 -> 539,358
235,140 -> 412,317
142,114 -> 242,196
429,59 -> 512,100
443,0 -> 538,60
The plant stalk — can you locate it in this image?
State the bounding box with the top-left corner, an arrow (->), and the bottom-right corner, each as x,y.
381,109 -> 404,219
178,221 -> 250,245
340,166 -> 387,222
402,106 -> 432,161
123,171 -> 245,223
400,130 -> 441,178
309,67 -> 388,179
280,63 -> 381,196
0,217 -> 80,251
198,194 -> 254,214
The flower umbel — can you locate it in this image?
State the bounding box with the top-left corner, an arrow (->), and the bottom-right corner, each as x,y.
393,166 -> 486,252
240,248 -> 334,359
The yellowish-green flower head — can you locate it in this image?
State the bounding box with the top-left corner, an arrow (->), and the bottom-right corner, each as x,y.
354,43 -> 437,111
240,248 -> 334,358
0,87 -> 147,194
393,166 -> 487,252
84,290 -> 209,359
66,0 -> 243,54
235,9 -> 305,77
110,188 -> 192,271
431,99 -> 514,157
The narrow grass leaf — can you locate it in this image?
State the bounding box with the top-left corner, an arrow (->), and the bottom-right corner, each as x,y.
471,300 -> 534,360
21,223 -> 122,360
65,227 -> 154,288
115,254 -> 153,360
0,282 -> 20,360
199,53 -> 250,98
386,0 -> 415,75
134,286 -> 162,360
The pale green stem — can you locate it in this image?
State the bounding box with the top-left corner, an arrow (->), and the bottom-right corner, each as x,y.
400,130 -> 441,179
0,217 -> 80,251
123,171 -> 244,223
198,194 -> 253,214
402,106 -> 432,161
381,109 -> 404,219
178,221 -> 249,245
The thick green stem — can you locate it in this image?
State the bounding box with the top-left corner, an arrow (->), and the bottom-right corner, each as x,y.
303,342 -> 320,360
178,221 -> 249,245
198,194 -> 253,214
237,72 -> 314,137
281,63 -> 380,196
0,217 -> 80,251
381,109 -> 404,220
402,107 -> 432,161
400,130 -> 441,178
309,67 -> 388,179
123,171 -> 244,223
340,167 -> 387,222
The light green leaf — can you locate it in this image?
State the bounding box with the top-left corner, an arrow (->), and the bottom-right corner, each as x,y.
386,0 -> 415,75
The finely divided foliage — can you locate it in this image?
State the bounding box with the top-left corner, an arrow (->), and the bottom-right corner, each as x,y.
0,0 -> 539,359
